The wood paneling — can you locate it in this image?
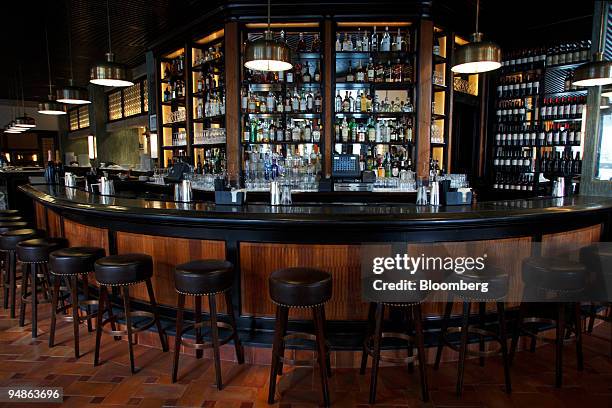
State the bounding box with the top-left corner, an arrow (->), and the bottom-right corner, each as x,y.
542,224 -> 603,259
63,219 -> 110,253
240,242 -> 392,320
115,232 -> 226,310
416,20 -> 433,178
34,202 -> 46,230
46,210 -> 63,238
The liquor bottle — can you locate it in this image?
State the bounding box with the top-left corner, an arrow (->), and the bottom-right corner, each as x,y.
380,26 -> 391,51
342,33 -> 353,51
371,26 -> 378,52
356,60 -> 365,82
362,30 -> 370,51
311,34 -> 321,52
164,86 -> 170,102
314,90 -> 322,113
335,33 -> 342,51
314,62 -> 321,82
355,28 -> 363,51
335,90 -> 342,112
286,66 -> 294,83
393,59 -> 403,82
303,62 -> 311,82
393,28 -> 403,51
433,37 -> 441,56
306,91 -> 314,112
346,61 -> 355,82
297,32 -> 306,52
367,57 -> 375,82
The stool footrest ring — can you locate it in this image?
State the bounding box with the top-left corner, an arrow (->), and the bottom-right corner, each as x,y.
274,331 -> 331,367
100,311 -> 155,337
442,326 -> 502,357
519,317 -> 576,345
56,299 -> 99,323
364,331 -> 419,365
179,321 -> 236,350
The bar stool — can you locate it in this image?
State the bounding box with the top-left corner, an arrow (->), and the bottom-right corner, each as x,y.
171,260 -> 244,387
360,295 -> 429,404
0,222 -> 28,310
268,267 -> 332,407
434,268 -> 511,396
94,253 -> 168,374
48,247 -> 106,358
0,229 -> 42,318
17,237 -> 68,338
510,256 -> 586,387
580,244 -> 612,357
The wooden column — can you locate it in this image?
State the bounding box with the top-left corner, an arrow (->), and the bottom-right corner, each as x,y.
323,18 -> 334,177
225,21 -> 241,183
416,19 -> 433,179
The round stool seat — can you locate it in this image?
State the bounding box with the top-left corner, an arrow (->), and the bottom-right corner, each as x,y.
269,267 -> 332,307
0,216 -> 23,222
522,256 -> 587,292
0,229 -> 43,251
0,221 -> 28,234
17,238 -> 68,263
94,253 -> 153,286
50,247 -> 106,275
0,210 -> 20,216
175,260 -> 233,295
448,267 -> 508,301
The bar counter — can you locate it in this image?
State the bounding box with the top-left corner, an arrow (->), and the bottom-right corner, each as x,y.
19,183 -> 612,350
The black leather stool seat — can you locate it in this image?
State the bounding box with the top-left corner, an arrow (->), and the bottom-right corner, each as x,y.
269,267 -> 332,307
448,267 -> 509,301
94,254 -> 153,286
0,229 -> 43,251
50,247 -> 106,275
0,210 -> 20,215
0,216 -> 22,222
0,222 -> 28,234
17,238 -> 68,263
175,260 -> 233,295
522,257 -> 587,292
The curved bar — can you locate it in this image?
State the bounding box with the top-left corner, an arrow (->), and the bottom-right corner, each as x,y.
20,184 -> 612,354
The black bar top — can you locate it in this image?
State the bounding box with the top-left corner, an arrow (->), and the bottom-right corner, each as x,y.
19,183 -> 612,231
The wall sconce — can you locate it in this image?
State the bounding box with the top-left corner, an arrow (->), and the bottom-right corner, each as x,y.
88,135 -> 97,160
150,133 -> 158,159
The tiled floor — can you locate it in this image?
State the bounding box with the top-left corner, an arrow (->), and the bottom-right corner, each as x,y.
0,292 -> 610,407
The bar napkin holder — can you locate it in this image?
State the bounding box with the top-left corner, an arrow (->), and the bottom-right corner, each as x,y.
215,188 -> 246,205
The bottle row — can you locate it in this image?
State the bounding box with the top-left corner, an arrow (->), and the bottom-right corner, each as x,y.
500,48 -> 547,73
195,150 -> 226,175
335,27 -> 410,53
242,119 -> 323,144
162,55 -> 185,79
496,77 -> 541,98
493,174 -> 537,191
367,152 -> 414,178
241,90 -> 323,114
170,130 -> 188,147
193,45 -> 223,67
341,58 -> 413,83
494,123 -> 582,147
243,149 -> 322,180
499,40 -> 591,73
493,149 -> 582,176
195,93 -> 226,119
193,128 -> 226,145
493,148 -> 536,173
539,151 -> 582,175
334,90 -> 414,113
334,117 -> 414,144
546,41 -> 591,67
245,61 -> 321,84
540,96 -> 586,120
163,81 -> 186,102
195,68 -> 222,92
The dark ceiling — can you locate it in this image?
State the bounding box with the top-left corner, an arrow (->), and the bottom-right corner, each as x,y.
0,0 -> 596,102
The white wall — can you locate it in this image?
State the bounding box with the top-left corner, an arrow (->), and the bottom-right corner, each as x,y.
0,99 -> 60,131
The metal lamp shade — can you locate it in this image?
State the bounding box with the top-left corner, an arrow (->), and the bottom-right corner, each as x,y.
573,53 -> 612,87
451,33 -> 501,74
56,85 -> 90,104
14,116 -> 36,128
90,53 -> 134,87
244,32 -> 292,72
38,98 -> 67,115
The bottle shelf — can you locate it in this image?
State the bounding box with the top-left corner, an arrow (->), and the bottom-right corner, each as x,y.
433,54 -> 446,64
191,58 -> 224,71
545,61 -> 589,71
335,50 -> 415,60
335,112 -> 414,119
244,82 -> 322,91
193,115 -> 225,123
334,141 -> 413,146
160,98 -> 186,106
192,88 -> 224,98
291,52 -> 322,60
244,112 -> 322,119
242,141 -> 321,146
432,83 -> 447,92
161,121 -> 186,128
193,142 -> 226,147
430,141 -> 446,146
335,81 -> 414,90
432,113 -> 446,120
163,145 -> 188,149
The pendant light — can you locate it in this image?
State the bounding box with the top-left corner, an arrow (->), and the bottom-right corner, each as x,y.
451,0 -> 501,74
573,2 -> 612,87
38,26 -> 66,115
90,0 -> 133,87
14,65 -> 36,128
244,0 -> 292,72
57,5 -> 90,104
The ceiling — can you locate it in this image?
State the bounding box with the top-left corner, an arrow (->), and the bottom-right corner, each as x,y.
0,0 -> 596,102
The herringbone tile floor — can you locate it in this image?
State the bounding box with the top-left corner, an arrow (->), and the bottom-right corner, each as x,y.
0,289 -> 610,407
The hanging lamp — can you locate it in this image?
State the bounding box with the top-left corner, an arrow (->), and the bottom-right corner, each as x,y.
38,26 -> 66,115
15,65 -> 36,128
573,2 -> 612,87
57,6 -> 90,104
90,0 -> 133,87
451,0 -> 501,74
244,0 -> 292,72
